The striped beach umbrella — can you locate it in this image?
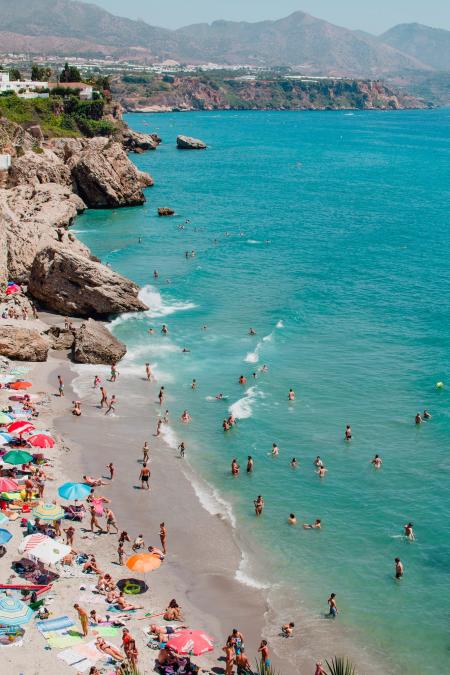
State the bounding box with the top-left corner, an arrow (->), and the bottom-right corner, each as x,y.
28,434 -> 55,449
2,450 -> 33,465
0,596 -> 33,626
32,503 -> 64,522
58,482 -> 91,501
0,412 -> 13,424
0,477 -> 20,492
166,630 -> 215,656
18,533 -> 49,554
7,421 -> 36,436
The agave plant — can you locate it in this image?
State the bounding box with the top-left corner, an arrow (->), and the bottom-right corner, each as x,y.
325,656 -> 357,675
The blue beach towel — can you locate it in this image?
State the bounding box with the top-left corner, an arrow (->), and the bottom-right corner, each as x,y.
36,615 -> 74,633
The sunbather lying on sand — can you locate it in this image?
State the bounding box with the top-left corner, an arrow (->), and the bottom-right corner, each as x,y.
150,624 -> 188,642
83,475 -> 108,487
116,592 -> 144,611
95,637 -> 125,661
83,556 -> 103,575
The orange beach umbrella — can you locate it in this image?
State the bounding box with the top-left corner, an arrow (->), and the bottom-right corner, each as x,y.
126,553 -> 162,574
9,382 -> 32,390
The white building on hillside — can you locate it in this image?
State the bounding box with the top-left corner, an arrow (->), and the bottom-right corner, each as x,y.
0,72 -> 48,97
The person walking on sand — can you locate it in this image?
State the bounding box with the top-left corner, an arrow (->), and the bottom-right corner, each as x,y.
145,363 -> 151,381
64,525 -> 75,547
57,375 -> 64,397
74,604 -> 89,637
105,395 -> 117,415
254,495 -> 264,516
106,462 -> 115,480
159,522 -> 167,554
89,505 -> 103,534
139,464 -> 150,490
142,441 -> 150,463
395,557 -> 404,579
100,387 -> 108,409
158,386 -> 165,406
105,508 -> 119,534
222,639 -> 235,675
110,363 -> 118,382
93,375 -> 101,388
315,662 -> 326,675
118,540 -> 124,566
328,593 -> 338,617
155,419 -> 163,437
178,441 -> 185,458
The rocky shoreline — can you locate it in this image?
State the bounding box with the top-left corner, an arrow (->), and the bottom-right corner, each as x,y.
0,118 -> 159,364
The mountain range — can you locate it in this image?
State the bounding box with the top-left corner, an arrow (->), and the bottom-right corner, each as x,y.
0,0 -> 449,79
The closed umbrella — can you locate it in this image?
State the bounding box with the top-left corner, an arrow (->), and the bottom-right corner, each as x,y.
166,630 -> 215,656
0,477 -> 20,492
28,434 -> 54,449
29,539 -> 71,565
18,533 -> 50,554
58,482 -> 91,501
0,596 -> 33,626
32,503 -> 64,522
7,421 -> 35,436
0,529 -> 12,545
9,382 -> 32,390
3,450 -> 33,465
126,553 -> 162,574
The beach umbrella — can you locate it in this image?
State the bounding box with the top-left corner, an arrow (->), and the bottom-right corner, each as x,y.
18,533 -> 49,554
166,630 -> 215,656
29,539 -> 71,565
5,283 -> 20,295
0,436 -> 10,446
2,450 -> 33,465
58,482 -> 91,501
28,434 -> 54,449
0,432 -> 13,442
0,413 -> 13,424
126,553 -> 162,574
0,596 -> 33,626
0,529 -> 12,544
9,382 -> 32,390
7,421 -> 35,436
0,477 -> 20,492
32,503 -> 64,522
0,513 -> 9,526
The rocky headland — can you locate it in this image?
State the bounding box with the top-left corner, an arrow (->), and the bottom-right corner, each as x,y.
0,118 -> 157,364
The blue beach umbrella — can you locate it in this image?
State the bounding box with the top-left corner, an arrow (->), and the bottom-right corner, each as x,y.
58,482 -> 91,501
0,432 -> 13,442
0,596 -> 33,626
0,529 -> 12,544
0,513 -> 9,526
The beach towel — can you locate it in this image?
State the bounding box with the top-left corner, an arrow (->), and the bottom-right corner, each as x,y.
36,615 -> 74,633
109,605 -> 137,613
76,640 -> 104,661
47,634 -> 83,649
94,626 -> 120,637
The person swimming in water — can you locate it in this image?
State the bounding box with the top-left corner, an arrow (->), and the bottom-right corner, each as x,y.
303,519 -> 321,529
231,459 -> 240,476
314,456 -> 323,468
271,443 -> 279,457
371,454 -> 382,468
239,375 -> 247,385
254,495 -> 264,516
423,410 -> 432,419
316,465 -> 327,478
288,389 -> 295,401
290,457 -> 298,469
345,425 -> 352,440
246,456 -> 253,473
415,412 -> 423,424
288,513 -> 297,525
404,522 -> 415,541
395,557 -> 404,579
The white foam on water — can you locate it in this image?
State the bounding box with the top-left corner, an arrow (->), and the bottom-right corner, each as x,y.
190,475 -> 236,528
235,551 -> 270,590
246,239 -> 263,244
70,363 -> 109,398
276,320 -> 284,328
139,285 -> 197,319
244,348 -> 260,363
228,386 -> 265,420
159,422 -> 179,450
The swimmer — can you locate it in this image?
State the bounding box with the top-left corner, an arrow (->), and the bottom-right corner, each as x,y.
288,388 -> 295,401
153,270 -> 159,278
290,457 -> 298,469
182,347 -> 191,353
148,327 -> 155,334
415,412 -> 423,425
239,375 -> 247,385
191,379 -> 197,389
246,456 -> 254,473
260,364 -> 269,373
345,425 -> 352,440
181,410 -> 191,423
223,418 -> 231,431
254,495 -> 264,516
216,393 -> 224,400
303,519 -> 321,529
404,522 -> 415,541
371,454 -> 382,468
423,410 -> 432,419
271,443 -> 279,457
249,328 -> 256,336
231,459 -> 240,476
316,465 -> 327,478
227,414 -> 236,426
314,456 -> 323,468
161,324 -> 168,335
395,557 -> 404,579
288,513 -> 297,525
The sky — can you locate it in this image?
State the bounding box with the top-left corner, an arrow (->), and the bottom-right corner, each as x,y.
93,0 -> 450,33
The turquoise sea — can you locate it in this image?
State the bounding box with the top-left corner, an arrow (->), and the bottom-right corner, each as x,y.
75,109 -> 450,674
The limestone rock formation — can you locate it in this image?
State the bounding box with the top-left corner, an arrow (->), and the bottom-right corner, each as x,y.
45,325 -> 76,350
176,135 -> 206,149
29,245 -> 148,318
158,207 -> 175,216
0,118 -> 35,156
0,324 -> 50,361
73,319 -> 126,364
0,184 -> 87,282
0,219 -> 7,292
122,128 -> 158,152
68,139 -> 153,207
7,149 -> 71,188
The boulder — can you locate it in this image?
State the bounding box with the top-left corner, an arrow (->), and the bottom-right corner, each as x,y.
0,218 -> 7,292
73,319 -> 126,364
0,324 -> 50,361
158,207 -> 175,216
0,183 -> 88,282
176,135 -> 206,150
29,245 -> 148,319
27,125 -> 44,142
122,128 -> 158,152
69,139 -> 153,208
45,325 -> 76,350
0,118 -> 35,156
7,149 -> 71,188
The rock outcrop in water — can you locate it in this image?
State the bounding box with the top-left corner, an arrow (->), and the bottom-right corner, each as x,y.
122,128 -> 160,152
176,135 -> 207,149
28,245 -> 147,318
158,207 -> 175,216
72,319 -> 127,364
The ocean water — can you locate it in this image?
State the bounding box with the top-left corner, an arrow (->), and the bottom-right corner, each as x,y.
75,109 -> 450,673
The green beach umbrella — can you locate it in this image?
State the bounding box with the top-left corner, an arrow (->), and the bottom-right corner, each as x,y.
2,450 -> 33,465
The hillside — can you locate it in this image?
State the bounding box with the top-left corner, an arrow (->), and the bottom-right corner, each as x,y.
0,0 -> 433,77
380,23 -> 450,71
113,73 -> 426,112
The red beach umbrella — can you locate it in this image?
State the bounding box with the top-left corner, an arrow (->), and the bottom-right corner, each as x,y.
10,382 -> 32,390
6,421 -> 36,436
27,434 -> 55,449
0,477 -> 20,492
5,284 -> 20,296
166,630 -> 215,656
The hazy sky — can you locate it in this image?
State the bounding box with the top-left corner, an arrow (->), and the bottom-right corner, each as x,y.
93,0 -> 450,33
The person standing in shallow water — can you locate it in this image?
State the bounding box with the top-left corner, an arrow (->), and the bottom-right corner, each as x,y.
254,495 -> 264,516
345,424 -> 352,440
327,593 -> 338,617
246,456 -> 253,473
395,558 -> 404,579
